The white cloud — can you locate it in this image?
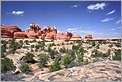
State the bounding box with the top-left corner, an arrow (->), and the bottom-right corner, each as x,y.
87,2 -> 106,11
12,11 -> 24,15
106,10 -> 115,15
110,29 -> 115,31
101,17 -> 114,22
116,20 -> 121,24
70,4 -> 81,8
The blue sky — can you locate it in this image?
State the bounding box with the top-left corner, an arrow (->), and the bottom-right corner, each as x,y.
1,1 -> 121,38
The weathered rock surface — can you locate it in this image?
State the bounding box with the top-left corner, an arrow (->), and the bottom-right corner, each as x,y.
37,60 -> 121,81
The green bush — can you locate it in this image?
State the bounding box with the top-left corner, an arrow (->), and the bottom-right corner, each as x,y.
77,54 -> 84,63
91,49 -> 102,57
23,52 -> 36,63
19,64 -> 30,73
1,43 -> 6,57
61,54 -> 74,68
1,58 -> 16,73
48,48 -> 58,59
92,41 -> 96,46
59,47 -> 66,53
113,49 -> 121,60
38,54 -> 48,68
49,57 -> 61,72
31,45 -> 35,48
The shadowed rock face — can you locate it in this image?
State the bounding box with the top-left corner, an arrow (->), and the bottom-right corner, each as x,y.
1,23 -> 83,40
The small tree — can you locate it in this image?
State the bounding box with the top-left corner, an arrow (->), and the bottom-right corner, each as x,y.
23,52 -> 36,63
61,54 -> 74,68
113,49 -> 121,60
49,57 -> 61,72
38,54 -> 48,68
19,64 -> 30,73
1,58 -> 16,73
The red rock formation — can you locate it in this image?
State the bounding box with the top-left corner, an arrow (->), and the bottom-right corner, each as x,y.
14,32 -> 28,38
1,22 -> 84,40
70,34 -> 82,41
1,28 -> 12,38
85,34 -> 92,40
0,26 -> 22,37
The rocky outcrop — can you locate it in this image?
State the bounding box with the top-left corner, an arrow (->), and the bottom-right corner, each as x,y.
56,32 -> 72,40
1,23 -> 86,40
85,34 -> 92,40
0,26 -> 22,37
1,28 -> 12,38
70,34 -> 82,41
14,32 -> 28,38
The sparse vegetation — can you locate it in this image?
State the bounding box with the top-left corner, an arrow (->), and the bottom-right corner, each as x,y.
23,52 -> 36,63
61,53 -> 74,68
20,64 -> 30,73
1,57 -> 16,73
49,57 -> 61,72
38,54 -> 48,68
113,49 -> 121,60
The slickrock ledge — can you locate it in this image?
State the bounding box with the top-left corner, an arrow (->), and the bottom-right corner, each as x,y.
37,60 -> 121,81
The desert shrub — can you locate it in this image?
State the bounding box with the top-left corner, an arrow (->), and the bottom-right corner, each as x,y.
92,41 -> 96,46
62,42 -> 64,45
83,59 -> 90,65
72,45 -> 78,51
59,47 -> 66,53
1,43 -> 7,57
9,39 -> 21,54
113,49 -> 121,60
79,46 -> 85,54
61,54 -> 74,68
66,49 -> 75,58
114,42 -> 121,47
96,44 -> 100,49
35,44 -> 40,49
91,49 -> 102,57
1,58 -> 16,73
38,41 -> 45,50
77,54 -> 84,63
23,52 -> 36,63
32,39 -> 36,42
38,54 -> 48,68
48,48 -> 58,59
49,57 -> 61,72
31,45 -> 35,48
24,40 -> 29,45
19,40 -> 23,44
19,64 -> 30,73
70,42 -> 73,44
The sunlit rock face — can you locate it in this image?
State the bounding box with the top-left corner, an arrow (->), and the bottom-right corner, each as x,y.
85,34 -> 93,40
14,32 -> 28,39
0,26 -> 22,38
70,34 -> 82,41
1,28 -> 12,38
56,32 -> 72,40
1,22 -> 83,40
